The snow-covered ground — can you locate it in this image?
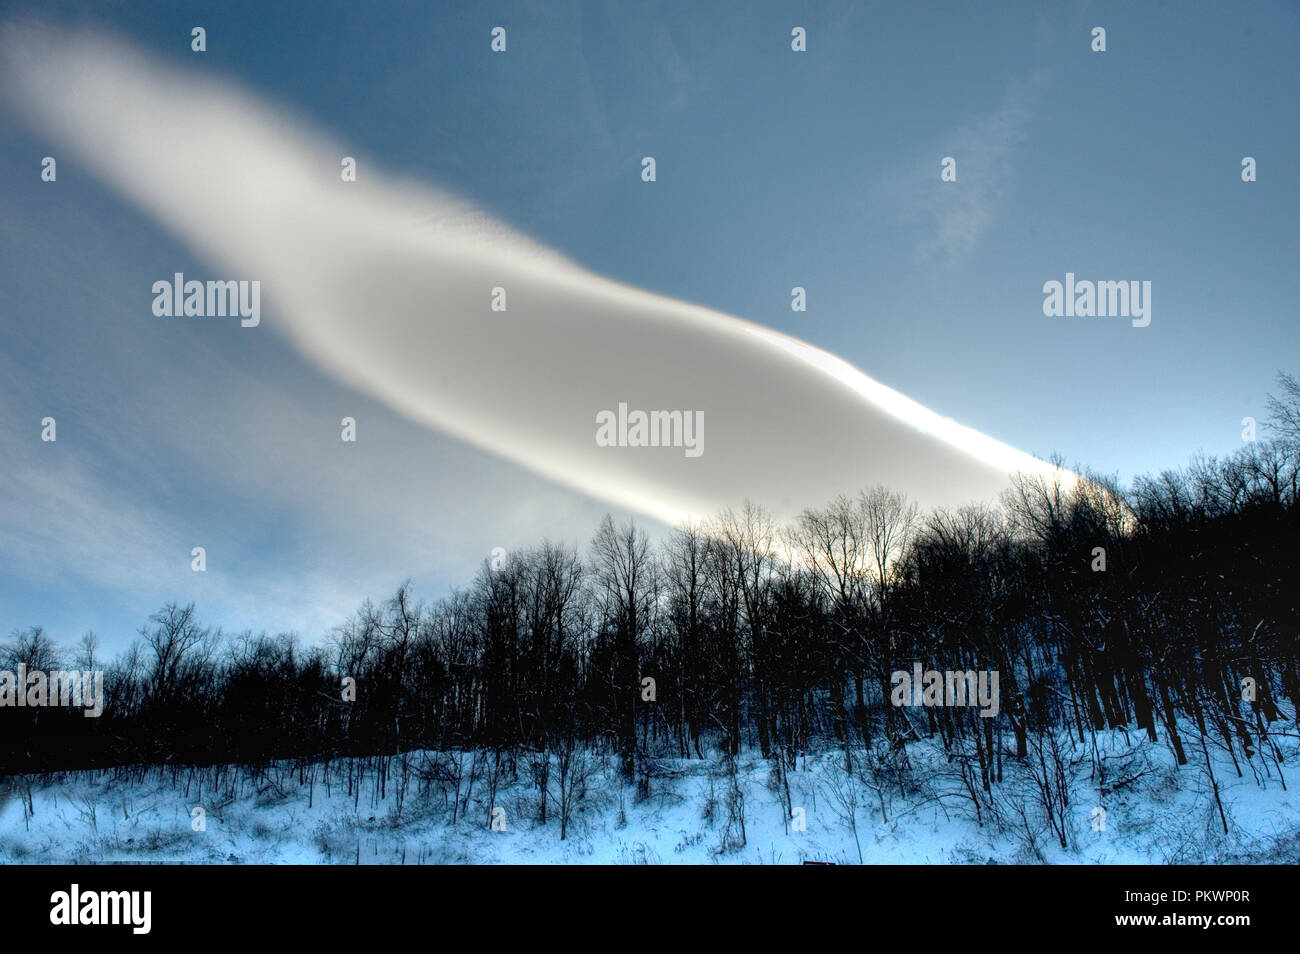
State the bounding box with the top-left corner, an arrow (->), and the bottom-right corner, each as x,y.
2,726 -> 1296,864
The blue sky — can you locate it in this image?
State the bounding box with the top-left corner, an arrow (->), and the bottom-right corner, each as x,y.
2,0 -> 1297,652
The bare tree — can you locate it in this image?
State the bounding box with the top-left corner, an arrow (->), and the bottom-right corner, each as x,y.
590,515 -> 655,780
1265,370 -> 1300,446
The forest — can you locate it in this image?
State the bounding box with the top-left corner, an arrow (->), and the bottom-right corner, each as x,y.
3,374 -> 1297,851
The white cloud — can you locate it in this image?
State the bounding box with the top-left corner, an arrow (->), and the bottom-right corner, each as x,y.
2,22 -> 1070,545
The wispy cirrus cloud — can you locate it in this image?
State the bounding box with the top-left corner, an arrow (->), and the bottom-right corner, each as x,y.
895,69 -> 1051,263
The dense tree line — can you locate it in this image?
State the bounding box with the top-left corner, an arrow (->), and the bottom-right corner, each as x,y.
4,376 -> 1298,832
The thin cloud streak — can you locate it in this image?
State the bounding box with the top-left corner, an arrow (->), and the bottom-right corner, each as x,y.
900,69 -> 1050,263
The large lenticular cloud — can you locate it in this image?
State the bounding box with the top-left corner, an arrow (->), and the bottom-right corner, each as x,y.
2,22 -> 1067,526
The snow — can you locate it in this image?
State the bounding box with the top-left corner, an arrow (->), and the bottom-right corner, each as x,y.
2,725 -> 1296,864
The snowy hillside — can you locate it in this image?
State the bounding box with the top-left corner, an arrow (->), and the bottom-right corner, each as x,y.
4,725 -> 1296,865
